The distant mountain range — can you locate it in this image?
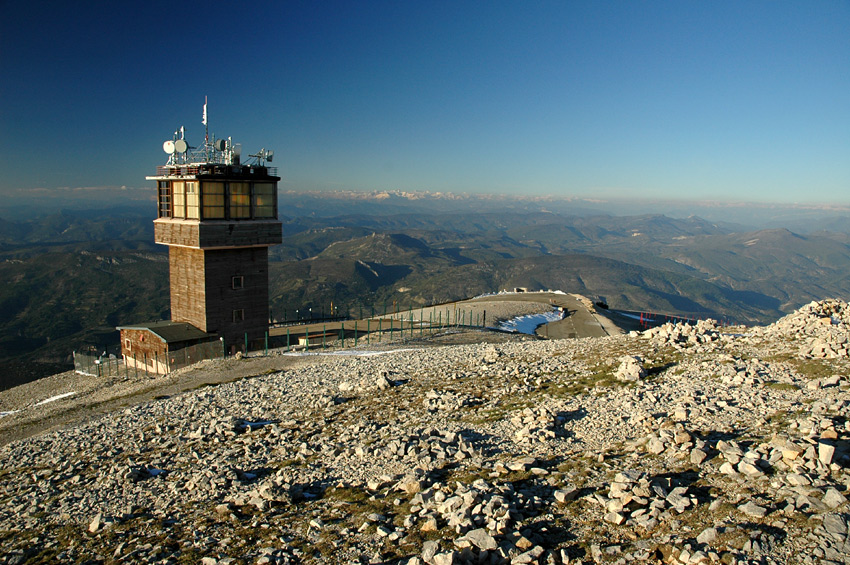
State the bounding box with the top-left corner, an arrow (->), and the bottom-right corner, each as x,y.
1,191 -> 848,388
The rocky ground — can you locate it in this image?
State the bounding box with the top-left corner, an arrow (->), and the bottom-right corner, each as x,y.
0,299 -> 849,564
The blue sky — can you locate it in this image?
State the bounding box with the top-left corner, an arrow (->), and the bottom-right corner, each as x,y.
1,0 -> 847,204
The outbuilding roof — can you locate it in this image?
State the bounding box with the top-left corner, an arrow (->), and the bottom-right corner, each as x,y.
116,321 -> 214,344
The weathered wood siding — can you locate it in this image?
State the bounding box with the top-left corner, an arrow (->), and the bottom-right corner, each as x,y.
154,220 -> 201,247
155,220 -> 281,249
197,222 -> 281,248
119,329 -> 168,374
167,247 -> 270,345
169,247 -> 209,331
203,247 -> 270,346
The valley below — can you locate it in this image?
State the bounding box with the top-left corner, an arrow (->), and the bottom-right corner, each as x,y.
2,197 -> 849,390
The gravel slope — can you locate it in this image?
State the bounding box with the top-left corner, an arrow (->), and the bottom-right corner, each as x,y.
0,299 -> 848,564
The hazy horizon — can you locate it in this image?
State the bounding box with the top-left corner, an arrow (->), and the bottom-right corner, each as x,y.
2,185 -> 848,234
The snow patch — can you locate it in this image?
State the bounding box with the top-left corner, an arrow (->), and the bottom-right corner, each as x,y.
34,392 -> 77,406
494,310 -> 563,334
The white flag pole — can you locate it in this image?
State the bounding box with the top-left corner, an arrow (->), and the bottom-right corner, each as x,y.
202,96 -> 209,144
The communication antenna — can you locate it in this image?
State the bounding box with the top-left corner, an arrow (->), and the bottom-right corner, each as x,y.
248,148 -> 275,166
158,100 -> 271,169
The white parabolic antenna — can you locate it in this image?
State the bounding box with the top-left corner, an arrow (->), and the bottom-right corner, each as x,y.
174,139 -> 189,153
163,140 -> 175,154
214,139 -> 226,151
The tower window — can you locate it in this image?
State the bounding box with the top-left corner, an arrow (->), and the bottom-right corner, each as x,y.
185,181 -> 199,219
201,182 -> 225,219
158,181 -> 172,218
229,182 -> 251,218
253,183 -> 276,218
233,309 -> 245,322
172,181 -> 186,218
232,275 -> 244,289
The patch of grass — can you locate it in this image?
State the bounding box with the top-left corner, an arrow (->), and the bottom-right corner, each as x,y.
767,355 -> 839,380
444,466 -> 491,485
787,358 -> 836,380
546,366 -> 626,398
766,382 -> 798,392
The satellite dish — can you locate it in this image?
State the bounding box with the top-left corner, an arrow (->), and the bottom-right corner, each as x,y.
174,139 -> 189,153
266,150 -> 274,162
214,139 -> 226,151
163,140 -> 175,154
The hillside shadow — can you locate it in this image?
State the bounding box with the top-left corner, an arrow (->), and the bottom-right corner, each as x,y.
439,247 -> 477,265
355,261 -> 412,289
720,289 -> 781,311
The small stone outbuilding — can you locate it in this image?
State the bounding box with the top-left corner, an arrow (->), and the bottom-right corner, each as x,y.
117,321 -> 219,375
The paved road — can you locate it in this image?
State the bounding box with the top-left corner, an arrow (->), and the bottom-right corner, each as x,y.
463,292 -> 624,339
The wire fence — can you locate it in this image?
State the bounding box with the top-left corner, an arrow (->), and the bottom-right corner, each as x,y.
73,351 -> 124,378
74,340 -> 225,378
270,307 -> 489,352
74,306 -> 498,378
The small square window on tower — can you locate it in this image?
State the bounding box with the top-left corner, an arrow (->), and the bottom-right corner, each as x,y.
233,309 -> 245,322
232,275 -> 244,289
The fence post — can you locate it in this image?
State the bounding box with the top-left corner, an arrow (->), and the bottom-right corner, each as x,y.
390,317 -> 393,340
322,324 -> 326,349
244,333 -> 248,356
354,321 -> 358,346
143,353 -> 148,377
265,332 -> 268,356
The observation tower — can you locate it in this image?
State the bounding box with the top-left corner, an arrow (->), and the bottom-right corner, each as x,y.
145,101 -> 282,351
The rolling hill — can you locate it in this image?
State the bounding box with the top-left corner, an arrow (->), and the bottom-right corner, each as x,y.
1,202 -> 849,388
